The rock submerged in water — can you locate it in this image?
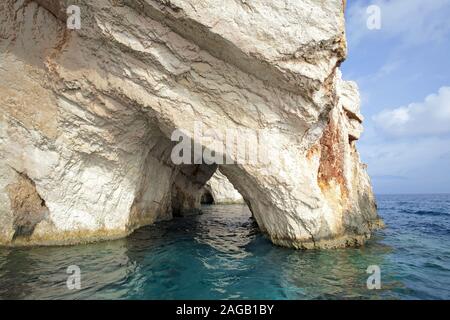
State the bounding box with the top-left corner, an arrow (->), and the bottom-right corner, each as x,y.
0,0 -> 382,248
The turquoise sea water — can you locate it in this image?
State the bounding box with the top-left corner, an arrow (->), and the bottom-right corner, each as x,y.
0,194 -> 449,300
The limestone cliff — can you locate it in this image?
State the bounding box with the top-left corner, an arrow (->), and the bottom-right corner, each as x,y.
0,0 -> 382,248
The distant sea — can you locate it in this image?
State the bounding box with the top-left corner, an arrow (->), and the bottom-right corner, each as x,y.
0,194 -> 449,299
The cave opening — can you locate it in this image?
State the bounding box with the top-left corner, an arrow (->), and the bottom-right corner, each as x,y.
200,189 -> 215,205
169,163 -> 251,218
196,167 -> 247,209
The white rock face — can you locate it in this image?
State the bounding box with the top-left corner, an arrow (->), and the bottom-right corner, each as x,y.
203,171 -> 244,204
0,0 -> 382,248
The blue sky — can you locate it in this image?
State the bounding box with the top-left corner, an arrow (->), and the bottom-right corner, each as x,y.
341,0 -> 450,194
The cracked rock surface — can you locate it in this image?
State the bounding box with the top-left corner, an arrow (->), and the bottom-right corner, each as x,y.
0,0 -> 382,248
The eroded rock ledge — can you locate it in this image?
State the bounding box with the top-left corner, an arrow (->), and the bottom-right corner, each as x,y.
0,0 -> 382,248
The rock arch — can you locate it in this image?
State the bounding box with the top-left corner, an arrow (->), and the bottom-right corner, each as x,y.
204,170 -> 244,205
0,0 -> 382,248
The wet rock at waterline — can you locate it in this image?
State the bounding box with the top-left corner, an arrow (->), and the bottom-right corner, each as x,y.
0,0 -> 382,248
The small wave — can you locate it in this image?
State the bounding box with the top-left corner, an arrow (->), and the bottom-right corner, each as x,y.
423,261 -> 450,272
400,209 -> 449,217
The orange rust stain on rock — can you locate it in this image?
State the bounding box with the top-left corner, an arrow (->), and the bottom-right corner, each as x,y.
317,119 -> 348,198
306,143 -> 320,160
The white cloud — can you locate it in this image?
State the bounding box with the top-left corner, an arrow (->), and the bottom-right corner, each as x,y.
372,86 -> 450,137
346,0 -> 450,47
360,137 -> 450,175
359,136 -> 450,193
